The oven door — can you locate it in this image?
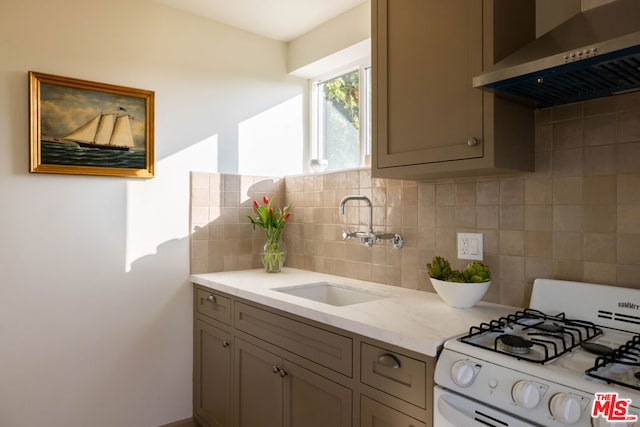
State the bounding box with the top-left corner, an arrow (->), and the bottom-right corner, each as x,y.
434,386 -> 538,427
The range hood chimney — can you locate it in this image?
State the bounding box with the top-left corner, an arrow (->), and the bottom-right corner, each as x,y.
473,0 -> 640,108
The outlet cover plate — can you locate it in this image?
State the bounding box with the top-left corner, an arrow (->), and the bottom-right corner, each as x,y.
457,232 -> 483,261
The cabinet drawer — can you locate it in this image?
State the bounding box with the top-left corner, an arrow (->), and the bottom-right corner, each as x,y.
195,288 -> 231,325
361,395 -> 425,427
235,302 -> 352,376
361,343 -> 426,408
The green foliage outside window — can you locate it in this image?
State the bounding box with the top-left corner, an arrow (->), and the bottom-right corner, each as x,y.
323,70 -> 360,129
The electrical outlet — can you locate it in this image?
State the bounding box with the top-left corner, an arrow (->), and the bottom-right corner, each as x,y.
457,233 -> 483,261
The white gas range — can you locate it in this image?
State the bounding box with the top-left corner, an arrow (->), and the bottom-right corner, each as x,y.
434,279 -> 640,427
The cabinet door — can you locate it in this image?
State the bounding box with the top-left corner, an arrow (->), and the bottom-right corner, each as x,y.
194,320 -> 232,427
360,396 -> 425,427
234,338 -> 283,427
282,360 -> 352,427
373,0 -> 483,169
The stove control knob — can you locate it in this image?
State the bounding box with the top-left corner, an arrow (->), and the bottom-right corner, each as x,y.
511,380 -> 541,409
450,360 -> 479,388
550,393 -> 582,424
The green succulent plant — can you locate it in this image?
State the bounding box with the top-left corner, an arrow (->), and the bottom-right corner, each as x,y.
463,261 -> 491,283
426,256 -> 452,280
447,270 -> 467,282
426,256 -> 491,283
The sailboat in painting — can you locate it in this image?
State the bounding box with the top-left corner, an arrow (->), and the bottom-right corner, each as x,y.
63,113 -> 136,151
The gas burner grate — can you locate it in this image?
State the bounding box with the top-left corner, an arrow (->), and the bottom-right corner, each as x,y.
459,308 -> 603,364
586,335 -> 640,391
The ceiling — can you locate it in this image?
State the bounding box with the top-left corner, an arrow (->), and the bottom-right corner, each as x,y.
154,0 -> 367,42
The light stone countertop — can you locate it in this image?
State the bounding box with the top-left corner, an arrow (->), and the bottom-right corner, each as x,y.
191,268 -> 519,357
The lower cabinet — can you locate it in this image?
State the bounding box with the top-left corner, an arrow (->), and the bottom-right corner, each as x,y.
283,358 -> 352,427
361,396 -> 425,427
194,319 -> 232,427
234,338 -> 283,427
235,338 -> 352,427
194,285 -> 434,427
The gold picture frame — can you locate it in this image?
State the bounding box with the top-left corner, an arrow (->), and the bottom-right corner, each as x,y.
29,71 -> 154,178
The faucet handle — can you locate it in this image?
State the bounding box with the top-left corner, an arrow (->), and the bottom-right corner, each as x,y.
363,235 -> 376,246
342,230 -> 360,240
392,234 -> 404,249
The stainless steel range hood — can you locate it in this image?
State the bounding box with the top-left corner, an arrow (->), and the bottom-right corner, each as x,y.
473,0 -> 640,108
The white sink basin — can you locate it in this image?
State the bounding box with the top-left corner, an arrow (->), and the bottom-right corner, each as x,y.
274,282 -> 387,307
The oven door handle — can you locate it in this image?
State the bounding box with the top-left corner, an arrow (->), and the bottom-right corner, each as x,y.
438,396 -> 473,425
437,391 -> 487,426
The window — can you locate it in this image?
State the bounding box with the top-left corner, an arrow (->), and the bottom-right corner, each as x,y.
310,64 -> 371,172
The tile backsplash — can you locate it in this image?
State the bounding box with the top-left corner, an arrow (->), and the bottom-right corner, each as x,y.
190,173 -> 285,273
190,91 -> 640,307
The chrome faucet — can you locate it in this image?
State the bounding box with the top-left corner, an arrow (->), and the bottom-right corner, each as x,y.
339,195 -> 373,235
338,195 -> 404,249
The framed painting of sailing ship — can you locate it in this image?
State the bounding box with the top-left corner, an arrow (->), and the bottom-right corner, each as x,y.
29,71 -> 154,178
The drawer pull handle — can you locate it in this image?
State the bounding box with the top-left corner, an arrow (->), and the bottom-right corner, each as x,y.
222,340 -> 230,348
279,368 -> 288,378
467,137 -> 479,147
272,365 -> 280,374
377,353 -> 401,369
207,294 -> 217,304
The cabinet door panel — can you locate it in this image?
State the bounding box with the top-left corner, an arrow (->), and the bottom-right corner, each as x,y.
283,360 -> 352,427
360,396 -> 425,427
374,0 -> 483,168
234,338 -> 283,427
195,320 -> 231,427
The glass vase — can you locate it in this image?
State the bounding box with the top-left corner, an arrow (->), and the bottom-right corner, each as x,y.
262,240 -> 287,273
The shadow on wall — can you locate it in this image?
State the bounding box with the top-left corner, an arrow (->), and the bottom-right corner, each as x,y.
1,230 -> 194,427
89,234 -> 193,426
190,172 -> 285,273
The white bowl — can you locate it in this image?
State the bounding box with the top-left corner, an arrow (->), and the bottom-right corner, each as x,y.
430,278 -> 490,308
309,158 -> 328,172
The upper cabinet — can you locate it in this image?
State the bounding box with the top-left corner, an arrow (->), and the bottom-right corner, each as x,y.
372,0 -> 536,179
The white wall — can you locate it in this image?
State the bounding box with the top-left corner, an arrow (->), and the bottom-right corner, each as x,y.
0,0 -> 305,426
287,0 -> 371,76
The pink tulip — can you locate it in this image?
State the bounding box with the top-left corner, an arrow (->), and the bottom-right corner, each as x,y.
253,200 -> 259,209
284,213 -> 291,221
263,196 -> 269,204
269,208 -> 273,216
